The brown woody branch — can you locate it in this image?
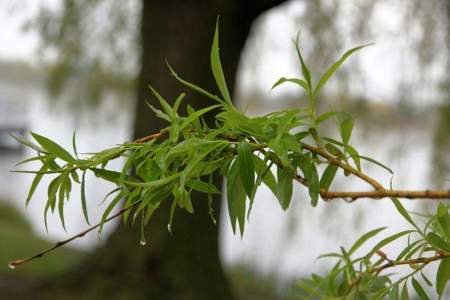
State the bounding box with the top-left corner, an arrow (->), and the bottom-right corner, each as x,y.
321,189 -> 450,200
300,142 -> 385,190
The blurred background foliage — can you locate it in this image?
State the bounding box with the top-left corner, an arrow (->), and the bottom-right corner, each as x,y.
0,0 -> 448,299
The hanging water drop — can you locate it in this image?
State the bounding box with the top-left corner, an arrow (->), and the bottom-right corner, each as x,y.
8,263 -> 16,270
140,238 -> 147,246
167,224 -> 172,233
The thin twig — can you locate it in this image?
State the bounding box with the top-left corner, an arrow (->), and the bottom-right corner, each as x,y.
8,203 -> 137,269
346,252 -> 450,293
300,142 -> 385,190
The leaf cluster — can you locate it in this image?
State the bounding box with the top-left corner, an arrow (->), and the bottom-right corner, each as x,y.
296,201 -> 450,299
12,20 -> 450,298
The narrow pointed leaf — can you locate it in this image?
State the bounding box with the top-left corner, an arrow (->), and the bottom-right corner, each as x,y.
319,164 -> 338,190
293,33 -> 312,89
149,85 -> 174,120
276,166 -> 293,210
437,203 -> 450,239
211,18 -> 232,105
173,92 -> 185,114
436,258 -> 450,296
271,77 -> 309,92
72,130 -> 78,158
26,161 -> 49,205
411,278 -> 429,300
339,116 -> 353,146
31,132 -> 75,163
81,171 -> 90,224
227,160 -> 246,236
99,192 -> 123,234
426,232 -> 450,252
253,156 -> 277,196
314,43 -> 373,96
180,104 -> 221,130
348,227 -> 387,256
10,133 -> 48,153
166,62 -> 226,106
237,141 -> 255,197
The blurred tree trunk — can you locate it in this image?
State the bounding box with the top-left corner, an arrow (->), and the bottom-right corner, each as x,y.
24,1 -> 285,300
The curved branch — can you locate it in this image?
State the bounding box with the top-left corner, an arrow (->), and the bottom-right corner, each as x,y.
300,142 -> 385,190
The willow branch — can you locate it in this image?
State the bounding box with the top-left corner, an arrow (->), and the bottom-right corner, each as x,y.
321,189 -> 450,200
300,142 -> 385,190
8,202 -> 137,269
346,251 -> 450,293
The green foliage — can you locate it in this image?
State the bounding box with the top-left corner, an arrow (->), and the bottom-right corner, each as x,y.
13,21 -> 450,298
295,201 -> 450,299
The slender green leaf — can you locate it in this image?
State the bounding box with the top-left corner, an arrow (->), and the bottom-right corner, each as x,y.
315,111 -> 338,124
58,174 -> 67,231
426,232 -> 450,252
308,164 -> 320,207
293,33 -> 312,89
26,161 -> 50,205
339,116 -> 353,146
319,164 -> 338,190
237,141 -> 255,197
180,104 -> 221,130
271,77 -> 309,92
186,105 -> 202,131
436,258 -> 450,296
99,192 -> 123,234
210,18 -> 232,105
391,198 -> 419,231
166,62 -> 226,106
72,130 -> 78,159
348,227 -> 387,256
314,43 -> 373,96
276,166 -> 293,210
149,85 -> 174,120
367,230 -> 415,258
81,171 -> 90,224
227,160 -> 246,235
345,145 -> 361,171
412,278 -> 429,300
31,132 -> 75,163
10,133 -> 48,153
253,156 -> 277,196
438,203 -> 450,239
173,92 -> 185,114
359,155 -> 394,174
401,282 -> 409,300
145,102 -> 171,122
186,179 -> 220,194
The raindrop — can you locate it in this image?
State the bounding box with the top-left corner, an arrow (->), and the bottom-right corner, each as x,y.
140,239 -> 147,246
167,224 -> 172,233
8,263 -> 16,270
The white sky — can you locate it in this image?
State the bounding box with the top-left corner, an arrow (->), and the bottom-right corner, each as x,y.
0,0 -> 446,104
0,1 -> 39,62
